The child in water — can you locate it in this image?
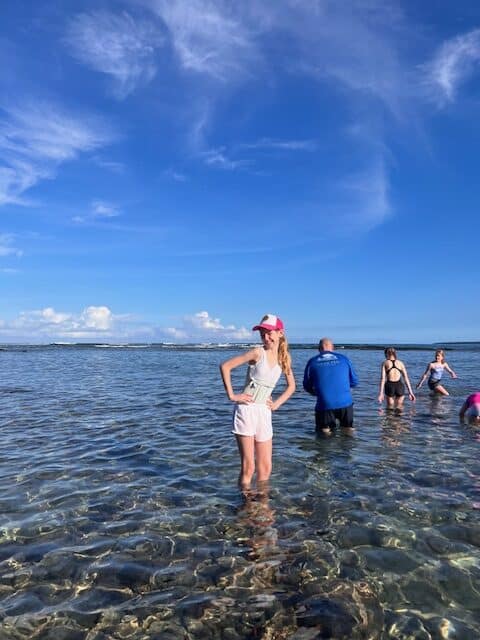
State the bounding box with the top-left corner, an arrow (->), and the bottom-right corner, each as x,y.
416,349 -> 457,396
220,314 -> 295,490
378,347 -> 416,410
459,393 -> 480,426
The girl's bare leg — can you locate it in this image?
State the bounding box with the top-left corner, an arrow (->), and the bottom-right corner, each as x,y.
236,435 -> 255,489
395,396 -> 405,411
255,438 -> 273,483
386,396 -> 395,410
435,384 -> 449,396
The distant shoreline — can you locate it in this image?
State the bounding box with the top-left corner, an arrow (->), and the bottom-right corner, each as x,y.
1,341 -> 479,351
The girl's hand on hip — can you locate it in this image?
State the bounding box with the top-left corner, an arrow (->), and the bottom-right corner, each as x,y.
266,398 -> 278,411
232,393 -> 254,404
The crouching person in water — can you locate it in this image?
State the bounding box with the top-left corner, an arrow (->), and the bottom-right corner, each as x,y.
220,315 -> 295,490
459,393 -> 480,426
303,337 -> 359,435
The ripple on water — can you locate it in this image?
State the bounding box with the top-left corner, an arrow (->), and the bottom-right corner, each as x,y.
0,346 -> 479,637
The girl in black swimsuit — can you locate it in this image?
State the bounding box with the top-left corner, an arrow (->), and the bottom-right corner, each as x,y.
378,347 -> 416,411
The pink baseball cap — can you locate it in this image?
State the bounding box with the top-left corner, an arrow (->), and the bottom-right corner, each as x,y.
252,314 -> 284,331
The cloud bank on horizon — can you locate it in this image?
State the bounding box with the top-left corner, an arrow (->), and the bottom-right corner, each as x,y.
0,307 -> 250,343
1,1 -> 479,342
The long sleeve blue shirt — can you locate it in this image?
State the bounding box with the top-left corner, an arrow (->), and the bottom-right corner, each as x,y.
303,350 -> 359,411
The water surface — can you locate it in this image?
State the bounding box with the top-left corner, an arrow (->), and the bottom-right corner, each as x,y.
0,345 -> 479,638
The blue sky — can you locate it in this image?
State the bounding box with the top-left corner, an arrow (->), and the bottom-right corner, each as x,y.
0,0 -> 479,343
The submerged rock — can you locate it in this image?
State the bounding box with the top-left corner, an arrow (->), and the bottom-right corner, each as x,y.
295,596 -> 356,637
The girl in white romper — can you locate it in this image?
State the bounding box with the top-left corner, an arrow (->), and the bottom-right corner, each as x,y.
220,314 -> 296,490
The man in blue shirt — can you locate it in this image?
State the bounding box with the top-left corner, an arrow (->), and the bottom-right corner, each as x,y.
303,337 -> 359,434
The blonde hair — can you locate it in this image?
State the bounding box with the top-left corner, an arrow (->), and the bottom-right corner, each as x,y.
258,314 -> 292,375
278,334 -> 292,375
384,347 -> 397,359
435,349 -> 445,363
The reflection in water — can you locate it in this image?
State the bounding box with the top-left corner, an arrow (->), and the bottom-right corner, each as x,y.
379,408 -> 413,448
236,486 -> 277,561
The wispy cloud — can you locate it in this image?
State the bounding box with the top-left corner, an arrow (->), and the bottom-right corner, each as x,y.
163,168 -> 187,181
425,28 -> 480,105
240,138 -> 317,152
0,233 -> 22,258
197,137 -> 316,171
338,160 -> 391,231
162,310 -> 251,342
0,102 -> 113,206
64,10 -> 162,98
73,200 -> 121,224
254,0 -> 412,119
198,147 -> 246,170
149,0 -> 258,81
92,156 -> 126,173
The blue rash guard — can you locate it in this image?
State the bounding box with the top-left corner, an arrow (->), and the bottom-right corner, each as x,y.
303,351 -> 359,411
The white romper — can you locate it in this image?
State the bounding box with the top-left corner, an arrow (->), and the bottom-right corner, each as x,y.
232,349 -> 282,442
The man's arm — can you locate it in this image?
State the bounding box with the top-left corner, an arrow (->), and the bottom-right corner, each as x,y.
303,361 -> 316,395
349,360 -> 359,388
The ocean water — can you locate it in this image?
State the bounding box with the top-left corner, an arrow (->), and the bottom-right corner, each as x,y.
0,344 -> 479,639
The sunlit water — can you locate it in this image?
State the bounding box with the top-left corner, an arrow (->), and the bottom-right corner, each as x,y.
0,345 -> 479,639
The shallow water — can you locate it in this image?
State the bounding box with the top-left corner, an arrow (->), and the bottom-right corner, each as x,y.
0,345 -> 479,639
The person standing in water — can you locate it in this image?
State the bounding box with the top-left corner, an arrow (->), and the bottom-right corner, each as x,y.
303,337 -> 358,435
378,347 -> 416,410
416,349 -> 457,396
220,314 -> 295,490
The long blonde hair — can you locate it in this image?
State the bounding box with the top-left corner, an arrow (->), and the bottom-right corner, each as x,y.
278,334 -> 292,375
435,349 -> 445,364
258,314 -> 292,374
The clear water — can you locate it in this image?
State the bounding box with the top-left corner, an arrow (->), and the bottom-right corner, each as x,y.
0,345 -> 479,639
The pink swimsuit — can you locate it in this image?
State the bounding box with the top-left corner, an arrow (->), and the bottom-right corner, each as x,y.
466,393 -> 480,408
465,392 -> 480,418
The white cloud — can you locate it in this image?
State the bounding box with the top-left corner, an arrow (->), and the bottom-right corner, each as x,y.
163,168 -> 187,181
0,102 -> 113,206
149,0 -> 258,81
37,307 -> 71,324
65,10 -> 161,98
253,0 -> 411,119
0,307 -> 249,343
80,306 -> 113,330
164,327 -> 188,339
92,156 -> 126,173
141,0 -> 410,224
72,200 -> 121,224
91,200 -> 120,218
160,310 -> 251,342
1,305 -> 120,341
0,233 -> 22,258
425,28 -> 480,105
198,147 -> 246,170
338,161 -> 391,231
240,138 -> 317,152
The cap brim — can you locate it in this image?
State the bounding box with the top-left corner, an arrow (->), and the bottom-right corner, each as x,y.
252,323 -> 276,331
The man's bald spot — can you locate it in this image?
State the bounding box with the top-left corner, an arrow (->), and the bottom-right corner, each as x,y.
319,338 -> 333,351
